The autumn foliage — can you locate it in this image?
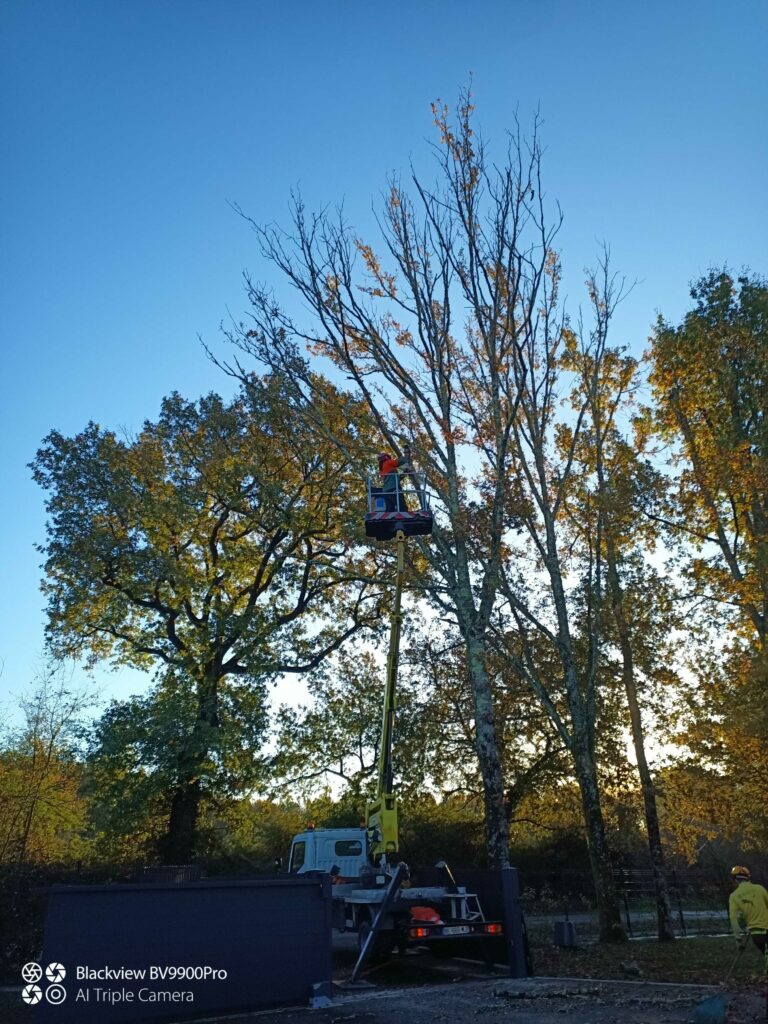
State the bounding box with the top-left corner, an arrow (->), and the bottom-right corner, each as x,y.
8,97 -> 765,949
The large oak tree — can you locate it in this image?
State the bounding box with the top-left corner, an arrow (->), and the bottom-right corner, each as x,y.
32,375 -> 378,861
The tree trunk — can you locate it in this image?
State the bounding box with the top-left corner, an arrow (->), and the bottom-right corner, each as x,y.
546,535 -> 624,942
162,779 -> 202,864
606,544 -> 675,941
465,632 -> 510,868
448,517 -> 510,869
572,736 -> 625,941
640,762 -> 675,942
160,671 -> 220,865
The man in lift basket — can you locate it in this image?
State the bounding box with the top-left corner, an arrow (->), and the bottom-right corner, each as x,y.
377,446 -> 412,512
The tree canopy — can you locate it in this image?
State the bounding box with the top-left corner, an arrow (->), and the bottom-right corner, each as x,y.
31,374 -> 380,860
33,377 -> 375,679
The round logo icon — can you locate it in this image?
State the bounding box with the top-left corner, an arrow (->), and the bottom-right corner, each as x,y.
21,962 -> 42,983
22,984 -> 42,1005
46,962 -> 66,983
46,984 -> 67,1005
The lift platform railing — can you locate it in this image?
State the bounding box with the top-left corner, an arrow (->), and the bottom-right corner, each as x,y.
366,471 -> 430,514
365,471 -> 433,541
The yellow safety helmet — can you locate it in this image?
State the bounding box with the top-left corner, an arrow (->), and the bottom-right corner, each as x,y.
731,865 -> 751,879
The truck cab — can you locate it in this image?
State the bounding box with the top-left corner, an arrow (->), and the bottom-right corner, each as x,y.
288,827 -> 372,880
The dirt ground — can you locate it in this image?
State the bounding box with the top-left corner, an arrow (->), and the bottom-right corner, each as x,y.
178,977 -> 768,1024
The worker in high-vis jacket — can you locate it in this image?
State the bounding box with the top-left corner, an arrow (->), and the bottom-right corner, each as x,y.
378,446 -> 411,512
729,866 -> 768,960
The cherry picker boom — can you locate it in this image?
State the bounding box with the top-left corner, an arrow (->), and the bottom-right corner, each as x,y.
284,459 -> 502,961
363,456 -> 434,858
365,527 -> 404,860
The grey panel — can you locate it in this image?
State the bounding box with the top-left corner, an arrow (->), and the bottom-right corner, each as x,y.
35,876 -> 331,1023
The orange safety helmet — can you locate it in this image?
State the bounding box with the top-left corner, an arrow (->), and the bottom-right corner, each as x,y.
731,865 -> 751,880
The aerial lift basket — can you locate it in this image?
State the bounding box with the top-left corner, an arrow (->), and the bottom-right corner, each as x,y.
365,471 -> 433,540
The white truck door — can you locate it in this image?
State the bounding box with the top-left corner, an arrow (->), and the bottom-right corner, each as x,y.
288,834 -> 312,873
327,835 -> 366,877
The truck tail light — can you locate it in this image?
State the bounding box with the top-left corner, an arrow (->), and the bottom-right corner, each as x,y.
483,923 -> 502,934
410,926 -> 430,938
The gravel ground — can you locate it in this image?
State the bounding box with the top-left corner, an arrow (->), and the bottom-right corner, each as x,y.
4,940 -> 766,1024
2,975 -> 766,1024
170,977 -> 767,1024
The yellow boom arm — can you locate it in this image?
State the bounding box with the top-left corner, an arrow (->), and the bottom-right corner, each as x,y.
366,529 -> 406,859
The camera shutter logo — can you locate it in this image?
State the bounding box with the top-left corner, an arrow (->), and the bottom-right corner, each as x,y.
46,962 -> 66,983
22,985 -> 42,1005
46,984 -> 67,1005
21,962 -> 42,984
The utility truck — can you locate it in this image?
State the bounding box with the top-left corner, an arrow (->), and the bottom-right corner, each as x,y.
285,461 -> 503,966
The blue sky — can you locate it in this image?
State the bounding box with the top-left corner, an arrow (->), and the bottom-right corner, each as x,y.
1,0 -> 766,718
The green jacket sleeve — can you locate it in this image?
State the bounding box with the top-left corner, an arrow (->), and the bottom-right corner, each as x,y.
729,891 -> 744,937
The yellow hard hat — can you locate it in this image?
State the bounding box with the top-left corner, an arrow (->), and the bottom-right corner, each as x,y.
731,865 -> 751,879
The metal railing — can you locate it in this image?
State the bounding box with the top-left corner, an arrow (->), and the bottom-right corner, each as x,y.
367,471 -> 430,514
520,867 -> 731,942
